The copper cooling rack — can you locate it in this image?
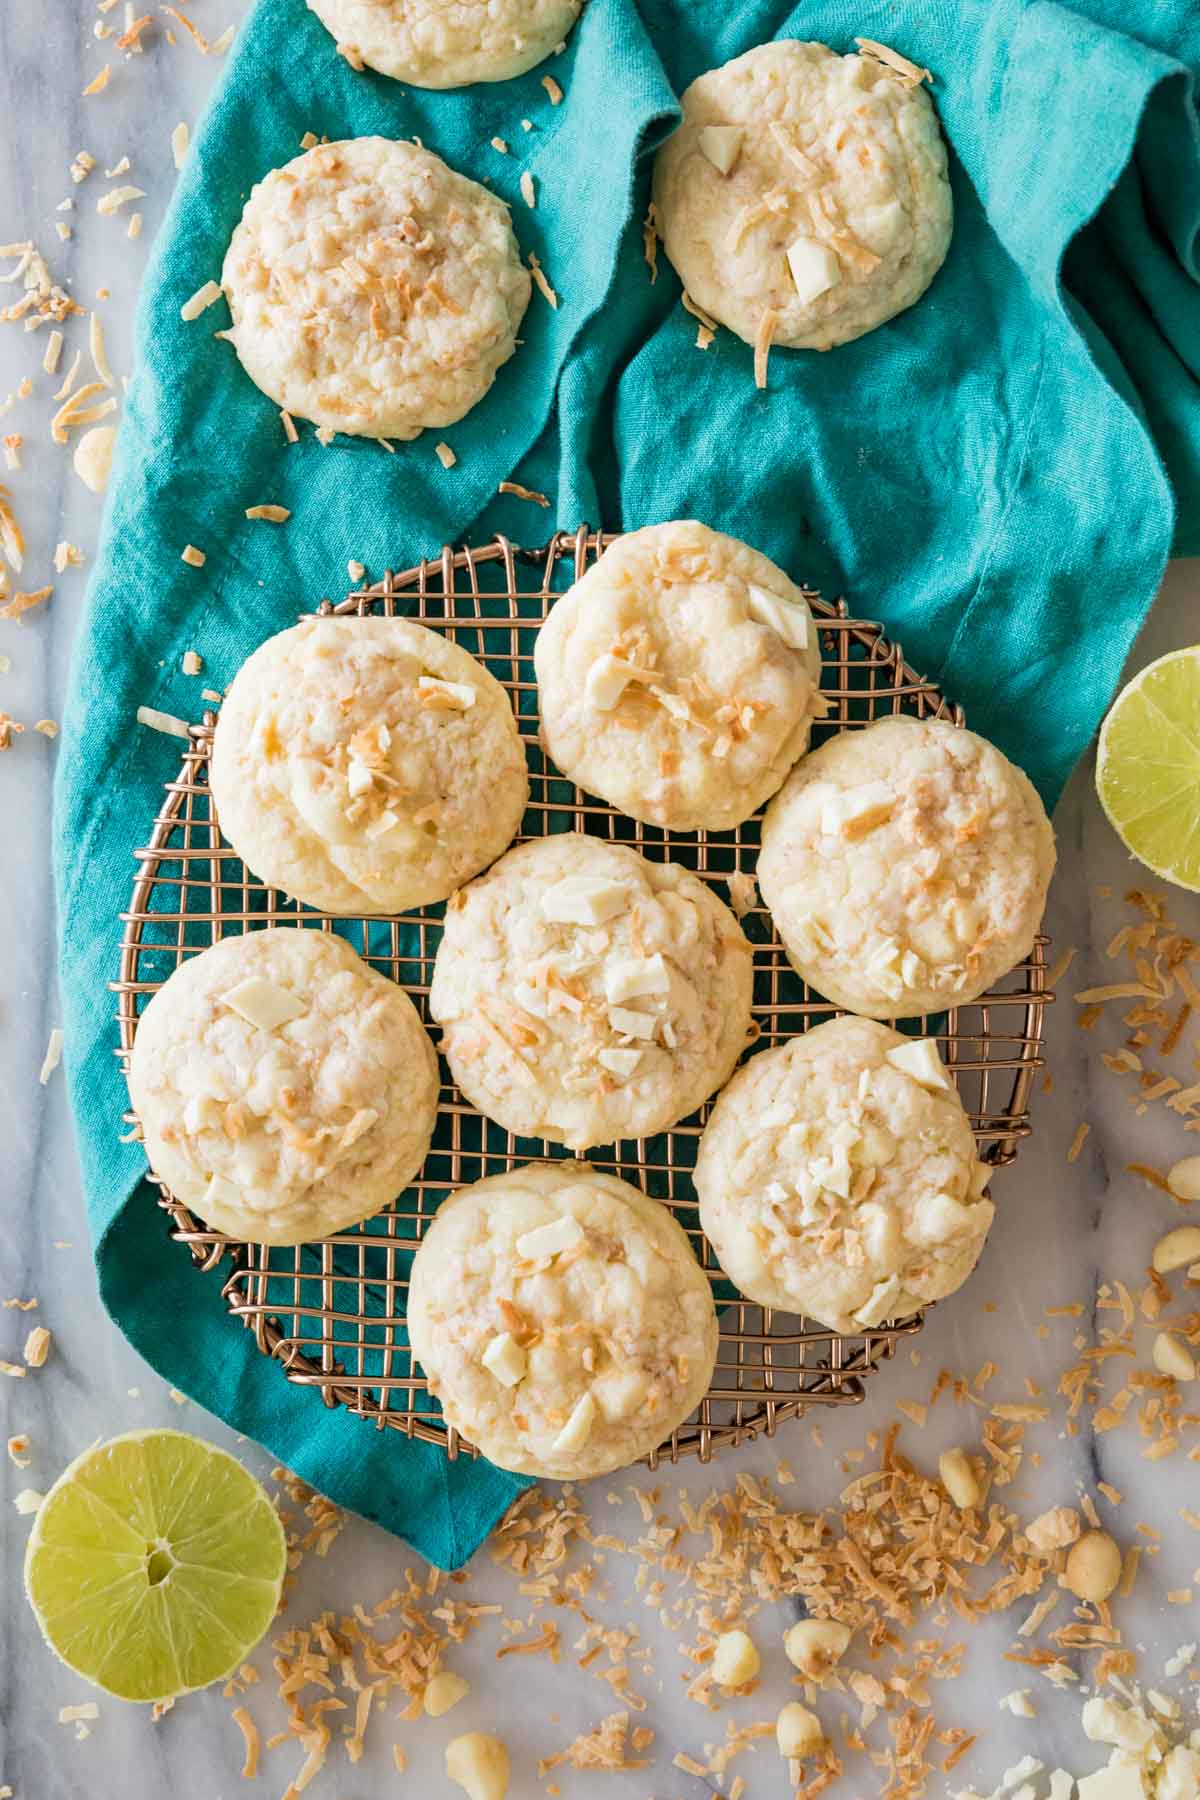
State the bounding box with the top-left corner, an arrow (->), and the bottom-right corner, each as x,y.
113,528 -> 1050,1467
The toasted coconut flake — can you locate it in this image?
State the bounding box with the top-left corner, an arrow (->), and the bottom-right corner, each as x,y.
7,1434 -> 31,1467
97,184 -> 146,215
2,436 -> 20,471
498,479 -> 549,507
642,202 -> 658,283
232,1707 -> 260,1777
23,1325 -> 51,1368
180,543 -> 205,567
528,253 -> 558,309
854,37 -> 931,85
39,1028 -> 64,1084
137,704 -> 190,738
53,350 -> 83,402
1,585 -> 52,622
244,503 -> 290,522
43,329 -> 64,374
491,136 -> 509,153
82,65 -> 112,94
180,278 -> 222,321
541,74 -> 563,103
161,4 -> 209,51
434,441 -> 456,470
35,719 -> 58,738
89,312 -> 115,387
1067,1122 -> 1090,1163
171,121 -> 190,168
181,649 -> 203,675
519,171 -> 537,209
0,483 -> 25,569
753,308 -> 778,390
337,39 -> 364,68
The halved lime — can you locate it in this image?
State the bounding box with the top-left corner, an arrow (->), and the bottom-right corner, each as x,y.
1096,646 -> 1200,891
24,1429 -> 286,1703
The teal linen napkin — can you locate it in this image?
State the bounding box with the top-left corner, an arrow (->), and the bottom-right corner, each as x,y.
54,0 -> 1200,1569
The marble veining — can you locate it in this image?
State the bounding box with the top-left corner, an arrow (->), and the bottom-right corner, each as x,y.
2,7 -> 1200,1796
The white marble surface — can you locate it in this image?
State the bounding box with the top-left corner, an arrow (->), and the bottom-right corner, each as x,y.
3,10 -> 1200,1800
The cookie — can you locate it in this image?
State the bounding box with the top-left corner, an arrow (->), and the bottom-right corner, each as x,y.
128,928 -> 439,1246
221,137 -> 530,439
534,520 -> 823,831
429,833 -> 753,1150
209,616 -> 528,916
406,1162 -> 718,1478
758,715 -> 1055,1017
652,39 -> 952,353
306,0 -> 580,86
695,1016 -> 991,1331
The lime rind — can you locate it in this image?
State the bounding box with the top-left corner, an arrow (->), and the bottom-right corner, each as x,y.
1096,646 -> 1200,892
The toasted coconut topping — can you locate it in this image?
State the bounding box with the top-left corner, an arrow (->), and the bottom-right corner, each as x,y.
171,120 -> 189,168
180,543 -> 205,567
498,479 -> 549,507
541,74 -> 563,104
39,1027 -> 64,1084
180,278 -> 222,321
434,441 -> 457,469
82,65 -> 112,95
528,253 -> 559,309
97,183 -> 146,215
1,585 -> 52,623
753,308 -> 778,389
519,171 -> 537,209
854,37 -> 932,86
244,503 -> 290,522
137,703 -> 190,738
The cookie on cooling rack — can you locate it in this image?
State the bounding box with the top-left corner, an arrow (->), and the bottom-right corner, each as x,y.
429,832 -> 754,1151
758,715 -> 1055,1018
209,615 -> 528,916
534,521 -> 823,831
128,928 -> 438,1246
695,1016 -> 992,1332
406,1161 -> 718,1478
652,39 -> 952,355
305,0 -> 580,86
220,137 -> 530,440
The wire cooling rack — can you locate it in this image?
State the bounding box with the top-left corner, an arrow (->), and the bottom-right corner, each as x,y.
113,528 -> 1050,1467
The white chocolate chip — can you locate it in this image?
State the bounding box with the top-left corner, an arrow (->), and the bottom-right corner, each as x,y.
417,674 -> 475,709
597,1045 -> 643,1080
776,1702 -> 824,1759
1081,1696 -> 1160,1755
698,124 -> 744,175
711,1628 -> 760,1688
551,1389 -> 596,1455
540,875 -> 631,926
745,582 -> 811,650
852,1274 -> 902,1328
446,1732 -> 510,1800
1153,1226 -> 1200,1273
592,1366 -> 649,1421
1152,1331 -> 1196,1382
910,1190 -> 978,1246
608,1005 -> 655,1040
481,1332 -> 527,1388
221,976 -> 306,1031
73,423 -> 116,493
424,1671 -> 470,1717
585,652 -> 634,711
515,1214 -> 584,1261
604,953 -> 669,1004
820,780 -> 894,839
885,1037 -> 951,1091
786,235 -> 840,305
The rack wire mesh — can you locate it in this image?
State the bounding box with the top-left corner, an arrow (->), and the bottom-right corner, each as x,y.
113,528 -> 1049,1467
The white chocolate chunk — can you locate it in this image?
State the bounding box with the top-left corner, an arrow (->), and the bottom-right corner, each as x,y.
585,652 -> 634,711
911,1191 -> 978,1246
1167,1154 -> 1200,1201
786,236 -> 840,305
1152,1331 -> 1196,1382
446,1732 -> 510,1800
1153,1226 -> 1200,1273
853,1274 -> 903,1328
698,124 -> 744,175
604,952 -> 669,1004
416,674 -> 475,709
1076,1766 -> 1147,1800
202,1172 -> 241,1214
608,1005 -> 656,1040
551,1389 -> 596,1455
481,1331 -> 527,1387
820,780 -> 894,839
776,1702 -> 824,1759
540,875 -> 631,926
221,976 -> 306,1031
592,1366 -> 649,1421
597,1045 -> 643,1080
745,582 -> 811,650
886,1037 -> 951,1091
424,1671 -> 470,1716
515,1214 -> 584,1261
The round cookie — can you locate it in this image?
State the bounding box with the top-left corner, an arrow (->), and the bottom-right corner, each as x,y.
220,137 -> 530,440
695,1016 -> 992,1331
534,521 -> 823,832
128,928 -> 439,1246
305,0 -> 581,87
652,39 -> 952,353
406,1162 -> 718,1478
758,715 -> 1055,1017
429,833 -> 753,1150
210,615 -> 528,916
